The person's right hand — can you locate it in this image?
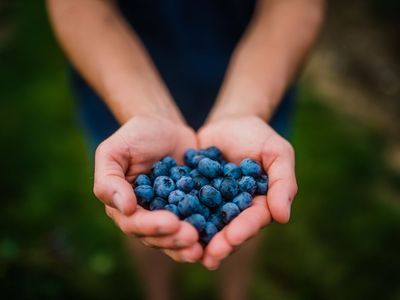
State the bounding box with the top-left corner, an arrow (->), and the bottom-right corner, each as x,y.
93,116 -> 203,263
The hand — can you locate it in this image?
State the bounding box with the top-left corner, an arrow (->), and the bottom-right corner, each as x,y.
93,116 -> 203,263
198,116 -> 298,269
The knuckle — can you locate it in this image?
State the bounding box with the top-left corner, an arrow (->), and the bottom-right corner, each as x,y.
282,140 -> 295,156
93,180 -> 107,200
95,140 -> 109,158
288,145 -> 295,158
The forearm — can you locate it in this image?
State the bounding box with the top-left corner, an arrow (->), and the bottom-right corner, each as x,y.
208,0 -> 325,122
47,0 -> 183,124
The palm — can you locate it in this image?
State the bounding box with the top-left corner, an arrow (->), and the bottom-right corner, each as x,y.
198,116 -> 297,269
112,116 -> 197,182
94,116 -> 204,263
199,116 -> 274,162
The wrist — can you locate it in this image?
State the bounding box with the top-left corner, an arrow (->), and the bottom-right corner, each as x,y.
205,109 -> 267,126
104,88 -> 186,125
207,74 -> 282,124
206,95 -> 275,125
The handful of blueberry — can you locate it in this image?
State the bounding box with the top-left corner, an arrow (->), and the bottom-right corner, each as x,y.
133,146 -> 269,245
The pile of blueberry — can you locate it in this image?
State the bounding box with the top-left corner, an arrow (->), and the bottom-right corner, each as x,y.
133,147 -> 268,244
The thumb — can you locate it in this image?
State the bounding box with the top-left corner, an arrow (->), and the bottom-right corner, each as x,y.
93,139 -> 136,215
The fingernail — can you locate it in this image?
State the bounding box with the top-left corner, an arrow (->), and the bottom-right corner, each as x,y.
203,256 -> 219,270
113,193 -> 125,213
183,256 -> 197,263
205,261 -> 219,271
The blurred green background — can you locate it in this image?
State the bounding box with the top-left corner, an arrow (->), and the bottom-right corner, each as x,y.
1,1 -> 399,299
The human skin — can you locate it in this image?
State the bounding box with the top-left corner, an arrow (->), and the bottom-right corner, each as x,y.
47,0 -> 203,262
47,0 -> 325,270
198,0 -> 325,270
198,116 -> 297,270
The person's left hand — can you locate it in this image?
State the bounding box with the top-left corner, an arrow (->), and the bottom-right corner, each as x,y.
197,115 -> 298,270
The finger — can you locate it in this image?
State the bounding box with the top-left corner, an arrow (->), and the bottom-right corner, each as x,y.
106,206 -> 180,236
94,138 -> 136,215
140,221 -> 199,250
163,242 -> 203,263
201,196 -> 271,270
224,196 -> 271,245
202,255 -> 222,271
202,230 -> 233,270
262,141 -> 297,223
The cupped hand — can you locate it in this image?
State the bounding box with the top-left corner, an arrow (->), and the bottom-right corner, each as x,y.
93,116 -> 203,263
198,116 -> 298,269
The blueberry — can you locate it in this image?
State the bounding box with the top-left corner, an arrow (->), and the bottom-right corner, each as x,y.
153,176 -> 176,198
178,194 -> 201,217
151,161 -> 170,177
192,175 -> 209,190
214,201 -> 228,222
162,156 -> 177,169
168,190 -> 186,205
150,197 -> 168,210
183,166 -> 192,173
220,159 -> 228,166
221,202 -> 240,223
223,163 -> 242,179
199,205 -> 210,219
148,172 -> 156,183
185,214 -> 206,232
134,185 -> 154,206
134,174 -> 151,187
191,154 -> 206,167
164,204 -> 180,217
170,166 -> 191,182
208,214 -> 224,230
203,146 -> 223,161
199,185 -> 222,208
214,201 -> 227,215
198,158 -> 222,178
219,178 -> 239,199
211,177 -> 223,190
200,222 -> 218,244
240,158 -> 262,177
232,192 -> 252,210
176,176 -> 195,192
238,176 -> 257,195
189,189 -> 199,197
184,148 -> 198,167
189,169 -> 201,178
256,174 -> 269,195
